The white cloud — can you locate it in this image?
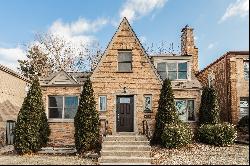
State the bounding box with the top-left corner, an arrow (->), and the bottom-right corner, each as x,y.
219,0 -> 249,23
119,0 -> 167,23
0,17 -> 109,71
48,17 -> 108,46
0,46 -> 26,71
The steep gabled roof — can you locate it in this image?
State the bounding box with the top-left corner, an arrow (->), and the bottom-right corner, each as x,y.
91,17 -> 162,83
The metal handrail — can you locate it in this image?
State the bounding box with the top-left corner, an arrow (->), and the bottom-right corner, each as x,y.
142,120 -> 151,140
104,119 -> 108,137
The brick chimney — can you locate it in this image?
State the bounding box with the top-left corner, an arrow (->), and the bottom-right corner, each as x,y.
181,25 -> 199,75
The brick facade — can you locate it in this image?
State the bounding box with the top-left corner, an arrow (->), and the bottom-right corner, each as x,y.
91,18 -> 162,135
41,85 -> 81,147
197,51 -> 249,124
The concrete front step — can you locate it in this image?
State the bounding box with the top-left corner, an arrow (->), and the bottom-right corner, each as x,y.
99,156 -> 151,164
101,150 -> 150,157
104,135 -> 148,141
102,145 -> 150,151
103,141 -> 149,146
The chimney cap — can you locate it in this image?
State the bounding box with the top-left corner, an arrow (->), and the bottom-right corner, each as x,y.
181,24 -> 193,32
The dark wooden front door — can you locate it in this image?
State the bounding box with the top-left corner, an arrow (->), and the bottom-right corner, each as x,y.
116,96 -> 134,132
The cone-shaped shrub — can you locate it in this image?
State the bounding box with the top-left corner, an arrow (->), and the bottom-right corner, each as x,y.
151,78 -> 180,145
74,78 -> 100,153
198,86 -> 220,125
14,78 -> 50,154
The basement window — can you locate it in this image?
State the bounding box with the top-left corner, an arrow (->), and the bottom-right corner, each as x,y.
118,51 -> 132,72
48,96 -> 78,119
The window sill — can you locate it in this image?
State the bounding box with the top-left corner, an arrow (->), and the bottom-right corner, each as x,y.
48,119 -> 74,123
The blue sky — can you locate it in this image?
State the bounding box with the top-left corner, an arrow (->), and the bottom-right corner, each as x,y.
0,0 -> 249,71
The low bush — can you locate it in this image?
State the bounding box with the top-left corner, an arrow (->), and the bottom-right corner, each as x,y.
237,115 -> 249,134
197,123 -> 237,146
161,123 -> 193,148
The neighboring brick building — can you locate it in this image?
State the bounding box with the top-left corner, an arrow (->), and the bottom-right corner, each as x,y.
197,51 -> 249,124
0,64 -> 30,146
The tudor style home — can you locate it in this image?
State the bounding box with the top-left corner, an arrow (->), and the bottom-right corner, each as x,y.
0,64 -> 30,146
39,18 -> 202,146
91,18 -> 202,135
197,51 -> 249,124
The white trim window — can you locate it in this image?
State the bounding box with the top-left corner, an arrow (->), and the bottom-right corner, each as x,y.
175,99 -> 195,122
157,61 -> 188,80
244,61 -> 249,80
99,96 -> 107,112
144,95 -> 152,112
48,96 -> 78,119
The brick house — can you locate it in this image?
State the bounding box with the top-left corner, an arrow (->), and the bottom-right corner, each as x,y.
0,64 -> 30,145
40,70 -> 90,146
197,51 -> 249,124
39,18 -> 202,146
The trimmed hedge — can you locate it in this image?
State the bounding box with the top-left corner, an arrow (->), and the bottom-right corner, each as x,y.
197,123 -> 237,146
198,86 -> 220,125
161,123 -> 193,148
151,78 -> 180,145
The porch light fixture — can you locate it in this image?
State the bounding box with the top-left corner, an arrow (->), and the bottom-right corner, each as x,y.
123,87 -> 127,93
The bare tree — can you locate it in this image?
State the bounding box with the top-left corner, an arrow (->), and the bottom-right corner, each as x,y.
143,41 -> 181,56
18,33 -> 102,79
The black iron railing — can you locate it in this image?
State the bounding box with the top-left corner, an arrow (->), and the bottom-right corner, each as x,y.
142,120 -> 151,140
104,119 -> 108,137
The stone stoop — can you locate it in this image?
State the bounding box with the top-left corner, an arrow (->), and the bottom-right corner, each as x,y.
99,133 -> 151,165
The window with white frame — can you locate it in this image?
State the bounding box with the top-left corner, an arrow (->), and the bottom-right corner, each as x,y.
157,63 -> 167,80
99,96 -> 107,111
175,99 -> 195,121
118,51 -> 132,72
48,96 -> 78,119
240,97 -> 249,119
244,61 -> 249,80
157,62 -> 188,80
144,95 -> 152,112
